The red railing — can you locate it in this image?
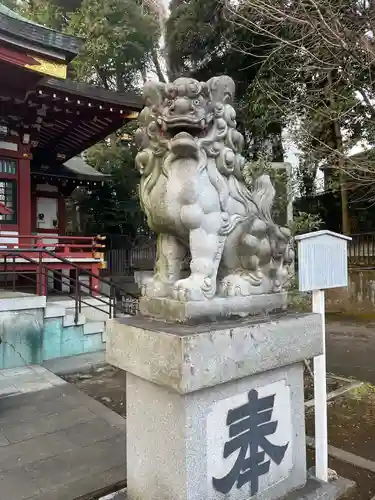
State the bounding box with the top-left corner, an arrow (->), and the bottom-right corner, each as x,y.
0,248 -> 138,322
0,233 -> 106,259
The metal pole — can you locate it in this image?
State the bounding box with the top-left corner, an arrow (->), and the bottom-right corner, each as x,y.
74,270 -> 79,324
313,289 -> 328,482
110,284 -> 115,319
4,255 -> 7,290
78,277 -> 81,314
37,252 -> 42,295
12,255 -> 15,291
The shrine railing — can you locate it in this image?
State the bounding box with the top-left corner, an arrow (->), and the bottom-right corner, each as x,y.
0,247 -> 138,321
0,233 -> 106,260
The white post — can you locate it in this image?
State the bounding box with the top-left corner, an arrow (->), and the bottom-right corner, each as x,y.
312,289 -> 328,482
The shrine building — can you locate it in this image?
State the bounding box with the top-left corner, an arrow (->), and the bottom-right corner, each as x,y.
0,4 -> 142,290
0,4 -> 143,368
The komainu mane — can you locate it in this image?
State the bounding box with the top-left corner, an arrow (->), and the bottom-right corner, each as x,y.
135,75 -> 294,302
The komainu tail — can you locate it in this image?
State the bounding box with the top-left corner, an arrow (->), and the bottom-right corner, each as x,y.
250,175 -> 276,224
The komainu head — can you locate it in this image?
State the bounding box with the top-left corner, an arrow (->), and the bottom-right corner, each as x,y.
158,76 -> 235,138
135,75 -> 244,175
136,75 -> 238,142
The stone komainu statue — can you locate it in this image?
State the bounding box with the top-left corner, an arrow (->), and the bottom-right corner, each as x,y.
135,75 -> 294,302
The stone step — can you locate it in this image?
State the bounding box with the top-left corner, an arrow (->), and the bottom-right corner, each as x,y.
83,321 -> 105,336
44,306 -> 66,319
63,313 -> 86,327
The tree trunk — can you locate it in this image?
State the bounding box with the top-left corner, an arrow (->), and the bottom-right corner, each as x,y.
270,130 -> 284,162
141,67 -> 147,84
116,71 -> 125,92
331,120 -> 350,234
152,49 -> 166,83
95,66 -> 109,90
339,167 -> 350,234
328,72 -> 350,234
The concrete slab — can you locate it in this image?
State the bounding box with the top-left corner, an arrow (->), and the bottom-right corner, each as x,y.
42,351 -> 105,375
0,365 -> 126,500
24,435 -> 124,492
0,383 -> 18,397
63,313 -> 86,327
30,466 -> 126,500
45,304 -> 66,317
1,366 -> 35,377
14,380 -> 55,394
0,292 -> 46,311
3,406 -> 98,443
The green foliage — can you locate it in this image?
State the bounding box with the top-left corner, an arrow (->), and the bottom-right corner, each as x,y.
78,127 -> 148,236
16,0 -> 161,90
166,0 -> 283,155
68,0 -> 160,89
289,211 -> 322,236
12,0 -> 162,238
167,0 -> 228,78
12,0 -> 66,30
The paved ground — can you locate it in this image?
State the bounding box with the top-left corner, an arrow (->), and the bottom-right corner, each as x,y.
0,365 -> 126,500
327,319 -> 375,384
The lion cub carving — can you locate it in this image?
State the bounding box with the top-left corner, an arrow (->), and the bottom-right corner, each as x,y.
135,75 -> 294,302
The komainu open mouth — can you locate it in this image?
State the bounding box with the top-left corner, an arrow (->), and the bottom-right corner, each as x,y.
160,117 -> 207,137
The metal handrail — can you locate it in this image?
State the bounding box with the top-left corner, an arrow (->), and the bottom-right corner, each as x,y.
0,247 -> 137,297
0,248 -> 138,321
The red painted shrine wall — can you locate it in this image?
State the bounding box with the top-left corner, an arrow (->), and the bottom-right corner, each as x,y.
0,140 -> 31,234
0,138 -> 66,237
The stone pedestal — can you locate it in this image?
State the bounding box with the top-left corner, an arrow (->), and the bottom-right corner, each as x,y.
139,292 -> 288,323
106,313 -> 333,500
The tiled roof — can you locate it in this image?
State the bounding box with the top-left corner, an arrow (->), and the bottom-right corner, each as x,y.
0,3 -> 82,60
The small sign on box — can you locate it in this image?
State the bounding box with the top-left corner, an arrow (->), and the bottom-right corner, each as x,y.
296,230 -> 352,482
295,230 -> 351,292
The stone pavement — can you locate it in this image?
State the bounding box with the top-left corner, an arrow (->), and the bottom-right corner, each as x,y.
0,365 -> 126,500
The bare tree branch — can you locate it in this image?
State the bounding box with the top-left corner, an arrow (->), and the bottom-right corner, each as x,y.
223,0 -> 375,209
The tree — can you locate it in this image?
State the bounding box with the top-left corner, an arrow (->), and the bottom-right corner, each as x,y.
225,0 -> 375,233
68,0 -> 162,89
14,0 -> 164,237
165,0 -> 285,159
16,0 -> 163,89
77,128 -> 149,237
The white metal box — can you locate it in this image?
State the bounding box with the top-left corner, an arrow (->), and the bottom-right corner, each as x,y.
295,230 -> 351,292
